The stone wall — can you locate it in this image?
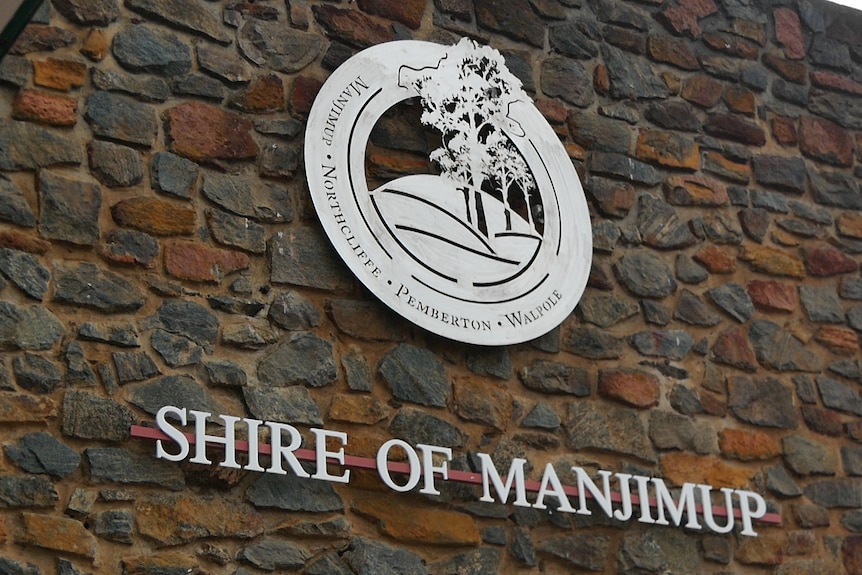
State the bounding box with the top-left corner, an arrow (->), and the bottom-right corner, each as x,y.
1,0 -> 862,573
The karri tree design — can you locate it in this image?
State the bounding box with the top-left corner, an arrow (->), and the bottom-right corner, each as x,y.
400,38 -> 539,236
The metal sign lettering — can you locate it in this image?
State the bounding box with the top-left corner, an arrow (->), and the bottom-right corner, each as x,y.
305,39 -> 592,345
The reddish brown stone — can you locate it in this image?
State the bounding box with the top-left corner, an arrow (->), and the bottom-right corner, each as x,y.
773,7 -> 805,60
657,5 -> 701,38
711,327 -> 758,372
588,180 -> 635,218
762,53 -> 807,83
702,150 -> 750,182
230,74 -> 284,113
357,0 -> 425,29
352,494 -> 480,545
703,31 -> 758,59
662,452 -> 751,489
330,395 -> 390,424
0,516 -> 5,543
700,390 -> 727,416
816,326 -> 859,356
726,19 -> 766,45
598,368 -> 659,408
33,58 -> 87,91
664,174 -> 729,206
739,245 -> 805,279
811,70 -> 862,96
536,99 -> 567,124
290,75 -> 323,117
681,75 -> 724,108
10,25 -> 75,55
137,494 -> 264,546
80,28 -> 108,61
719,428 -> 780,460
20,512 -> 96,558
647,36 -> 700,70
681,0 -> 717,18
165,241 -> 249,283
694,245 -> 736,273
453,378 -> 513,431
737,533 -> 783,565
12,90 -> 77,127
367,152 -> 431,178
799,115 -> 854,167
593,64 -> 609,95
313,5 -> 396,48
166,102 -> 258,163
112,197 -> 196,236
723,85 -> 755,116
635,129 -> 699,169
802,405 -> 844,436
747,280 -> 797,312
0,392 -> 57,422
804,244 -> 858,277
838,213 -> 862,239
771,116 -> 797,145
704,113 -> 766,146
661,71 -> 681,95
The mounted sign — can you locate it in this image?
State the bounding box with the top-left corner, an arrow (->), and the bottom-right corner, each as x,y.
305,39 -> 592,345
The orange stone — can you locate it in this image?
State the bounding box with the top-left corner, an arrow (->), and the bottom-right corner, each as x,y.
329,395 -> 390,424
694,245 -> 736,273
136,494 -> 264,546
816,325 -> 859,356
0,230 -> 51,254
723,84 -> 755,115
593,64 -> 609,95
33,58 -> 87,91
165,241 -> 249,283
231,74 -> 285,113
0,516 -> 6,543
702,150 -> 750,182
598,368 -> 660,408
112,197 -> 197,236
635,129 -> 700,169
661,452 -> 752,489
736,533 -> 784,565
20,512 -> 96,559
738,245 -> 805,279
80,28 -> 108,61
838,213 -> 862,239
718,428 -> 781,461
536,99 -> 567,124
12,90 -> 77,126
123,553 -> 199,575
0,393 -> 57,422
747,280 -> 797,312
664,174 -> 729,206
367,152 -> 430,178
453,377 -> 513,430
352,494 -> 480,545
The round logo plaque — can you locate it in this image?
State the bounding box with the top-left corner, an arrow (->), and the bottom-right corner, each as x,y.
305,39 -> 592,345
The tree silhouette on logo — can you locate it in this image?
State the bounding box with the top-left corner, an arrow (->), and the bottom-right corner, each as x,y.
399,39 -> 540,237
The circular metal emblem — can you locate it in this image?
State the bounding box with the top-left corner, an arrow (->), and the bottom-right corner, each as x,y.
305,39 -> 591,345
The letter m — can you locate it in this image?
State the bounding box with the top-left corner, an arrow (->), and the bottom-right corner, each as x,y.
476,453 -> 529,507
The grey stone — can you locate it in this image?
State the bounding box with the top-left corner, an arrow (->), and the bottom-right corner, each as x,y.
727,185 -> 749,206
221,320 -> 278,349
563,326 -> 623,359
92,509 -> 133,543
765,464 -> 802,498
748,319 -> 823,372
810,34 -> 851,71
343,537 -> 427,575
809,167 -> 862,210
630,329 -> 693,360
809,88 -> 862,130
519,359 -> 590,396
0,301 -> 63,351
430,548 -> 500,575
378,344 -> 450,407
617,531 -> 666,574
549,20 -> 598,59
87,140 -> 143,187
78,322 -> 139,347
342,346 -> 372,392
793,375 -> 818,404
652,530 -> 698,574
151,330 -> 202,367
84,92 -> 157,147
800,285 -> 844,323
267,291 -> 321,330
4,432 -> 80,477
270,228 -> 351,290
521,402 -> 560,430
204,359 -> 247,387
0,558 -> 42,575
482,526 -> 507,545
750,189 -> 789,212
818,376 -> 862,416
259,140 -> 301,179
91,68 -> 169,102
149,300 -> 218,351
240,538 -> 312,570
112,25 -> 192,75
566,402 -> 656,462
207,295 -> 264,317
752,155 -> 807,194
577,295 -> 639,328
508,527 -> 537,566
790,200 -> 833,225
306,554 -> 353,575
615,253 -> 677,298
649,410 -> 694,451
793,503 -> 830,527
0,55 -> 32,87
0,175 -> 35,226
150,152 -> 197,199
702,213 -> 743,244
739,207 -> 769,243
645,101 -> 701,131
0,248 -> 49,300
0,475 -> 57,508
98,363 -> 118,395
86,447 -> 184,490
539,534 -> 608,571
127,375 -> 225,416
465,347 -> 512,380
206,209 -> 266,254
52,0 -> 119,25
54,262 -> 145,313
590,152 -> 662,186
728,375 -> 798,429
279,516 -> 351,539
783,434 -> 838,475
637,194 -> 697,250
804,478 -> 862,508
112,350 -> 160,383
171,73 -> 226,100
243,386 -> 323,426
773,78 -> 808,106
777,218 -> 825,238
389,408 -> 467,448
65,341 -> 96,387
257,331 -> 337,388
100,229 -> 159,268
246,471 -> 343,512
674,290 -> 721,326
62,389 -> 136,441
602,44 -> 669,100
38,171 -> 100,246
13,353 -> 61,393
255,117 -> 304,139
239,19 -> 324,72
828,359 -> 862,382
843,446 -> 862,476
197,43 -> 253,83
706,283 -> 753,323
540,57 -> 594,107
126,0 -> 230,44
202,173 -> 291,223
841,277 -> 862,300
642,300 -> 671,326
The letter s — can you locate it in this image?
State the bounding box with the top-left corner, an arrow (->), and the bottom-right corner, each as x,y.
155,405 -> 189,462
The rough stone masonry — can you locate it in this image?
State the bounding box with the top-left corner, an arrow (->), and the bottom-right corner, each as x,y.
1,0 -> 862,573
